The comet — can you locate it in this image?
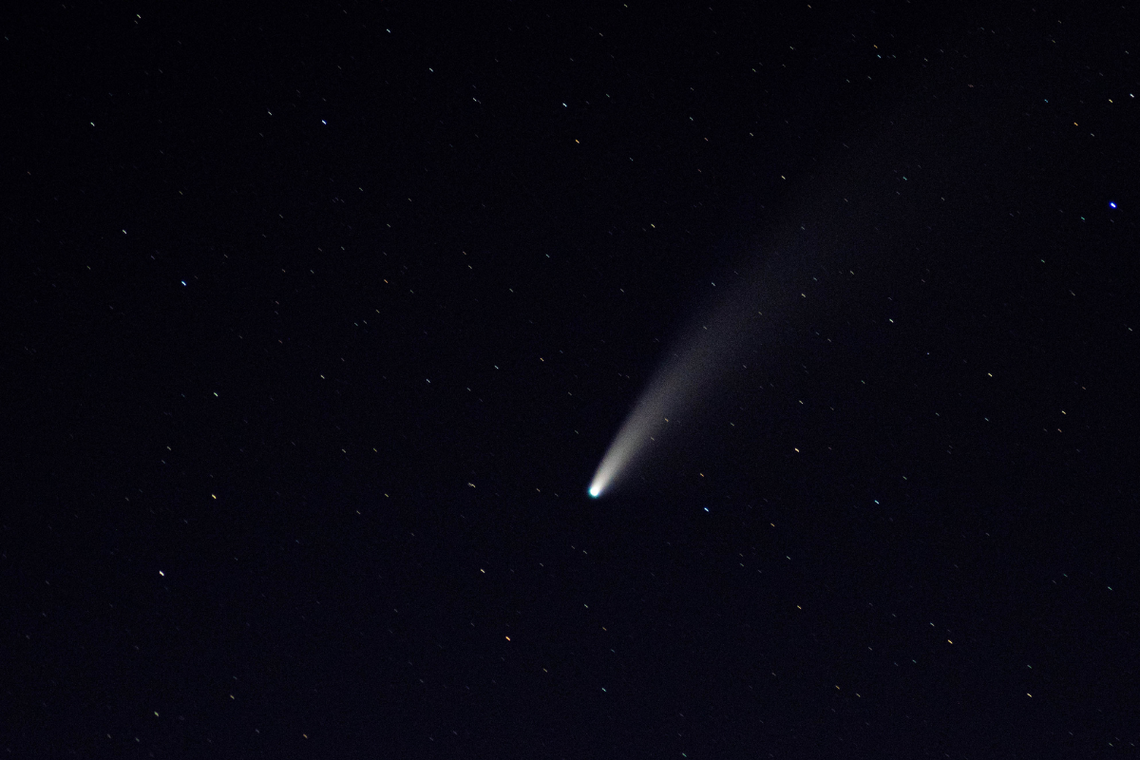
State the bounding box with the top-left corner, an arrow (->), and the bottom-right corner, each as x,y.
586,231 -> 824,499
586,318 -> 721,498
588,253 -> 792,498
585,112 -> 952,498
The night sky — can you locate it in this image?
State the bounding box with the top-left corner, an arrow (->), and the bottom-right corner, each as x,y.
7,2 -> 1140,757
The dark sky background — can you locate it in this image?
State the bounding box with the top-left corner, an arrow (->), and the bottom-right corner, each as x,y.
6,2 -> 1140,757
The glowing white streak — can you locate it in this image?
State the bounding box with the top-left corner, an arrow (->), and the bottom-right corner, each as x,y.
586,114 -> 944,497
588,246 -> 802,498
588,352 -> 703,496
588,291 -> 744,498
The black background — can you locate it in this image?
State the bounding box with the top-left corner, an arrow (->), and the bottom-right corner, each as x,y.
6,2 -> 1139,757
